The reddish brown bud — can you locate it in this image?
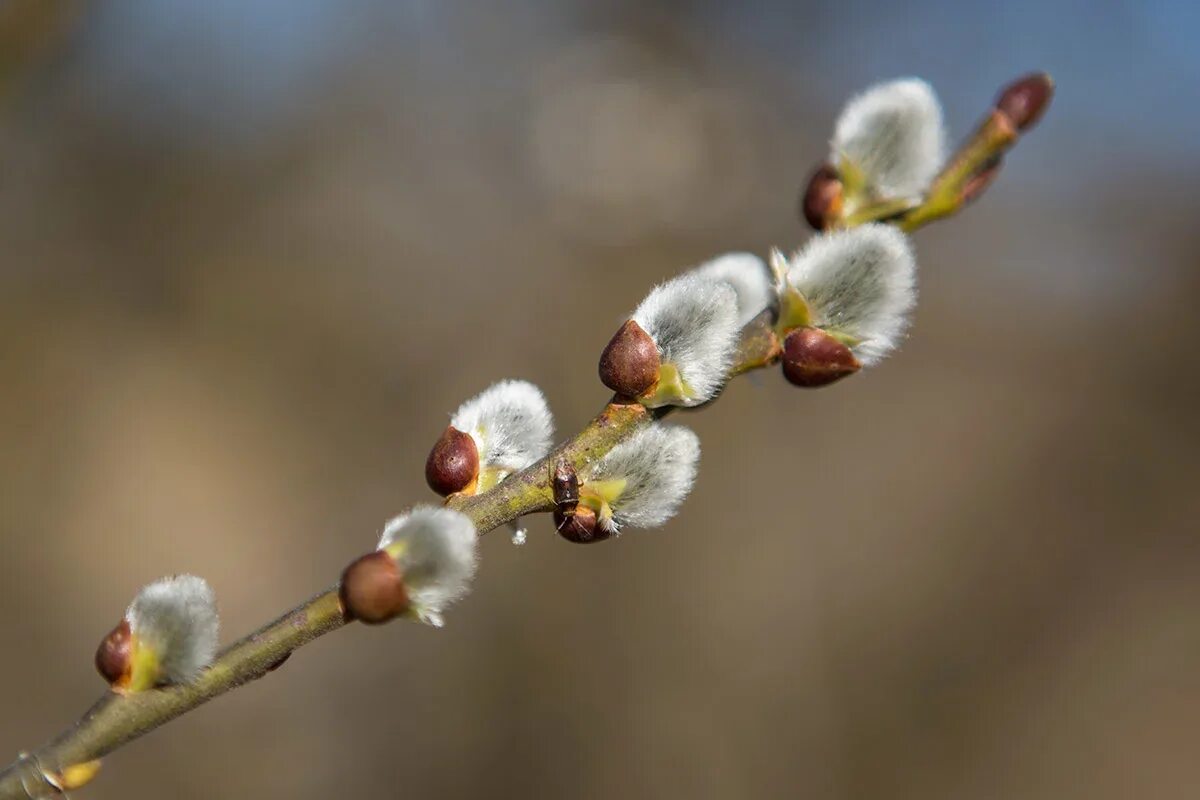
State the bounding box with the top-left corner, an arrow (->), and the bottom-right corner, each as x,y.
339,551 -> 410,625
960,156 -> 1003,206
95,619 -> 132,688
800,163 -> 844,230
995,72 -> 1054,132
781,327 -> 861,388
554,505 -> 610,544
425,426 -> 479,496
551,459 -> 579,517
599,319 -> 660,398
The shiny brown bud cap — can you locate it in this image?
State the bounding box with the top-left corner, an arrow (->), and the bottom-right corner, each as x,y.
801,163 -> 844,231
995,72 -> 1054,132
425,426 -> 479,496
339,551 -> 410,625
599,319 -> 660,399
554,505 -> 610,544
95,619 -> 132,688
781,327 -> 861,388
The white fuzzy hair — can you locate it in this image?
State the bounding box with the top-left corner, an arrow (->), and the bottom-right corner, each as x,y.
125,575 -> 219,684
632,274 -> 740,406
785,224 -> 917,366
689,252 -> 775,327
832,78 -> 945,199
450,380 -> 554,474
585,423 -> 700,531
378,506 -> 478,626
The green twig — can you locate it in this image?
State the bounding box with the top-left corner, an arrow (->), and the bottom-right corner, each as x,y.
898,111 -> 1018,232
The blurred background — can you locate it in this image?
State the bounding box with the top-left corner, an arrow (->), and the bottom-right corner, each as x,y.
1,1 -> 1198,798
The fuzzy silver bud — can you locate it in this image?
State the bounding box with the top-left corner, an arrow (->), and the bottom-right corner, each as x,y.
833,78 -> 946,200
783,224 -> 917,366
117,575 -> 219,690
377,507 -> 478,626
630,275 -> 740,407
448,380 -> 554,493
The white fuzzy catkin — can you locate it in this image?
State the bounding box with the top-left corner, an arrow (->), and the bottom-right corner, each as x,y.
832,78 -> 945,199
689,252 -> 775,327
378,506 -> 478,626
450,380 -> 554,475
125,575 -> 219,684
584,423 -> 700,531
631,274 -> 740,406
785,224 -> 917,366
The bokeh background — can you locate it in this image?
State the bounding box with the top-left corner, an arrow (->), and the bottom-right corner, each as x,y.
2,1 -> 1198,798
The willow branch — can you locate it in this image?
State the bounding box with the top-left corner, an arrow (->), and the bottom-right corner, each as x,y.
0,69 -> 1053,797
0,318 -> 781,799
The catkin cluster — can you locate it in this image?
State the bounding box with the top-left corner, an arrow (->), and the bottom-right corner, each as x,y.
94,71 -> 1054,676
66,70 -> 1051,797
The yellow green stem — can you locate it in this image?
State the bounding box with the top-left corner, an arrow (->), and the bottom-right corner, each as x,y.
898,111 -> 1017,232
841,195 -> 920,228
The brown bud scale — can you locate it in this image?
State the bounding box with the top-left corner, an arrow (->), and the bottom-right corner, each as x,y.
339,551 -> 410,625
960,156 -> 1003,206
95,619 -> 132,688
552,459 -> 580,517
265,652 -> 292,673
801,163 -> 844,231
781,327 -> 861,388
599,319 -> 660,399
995,72 -> 1054,132
425,426 -> 479,496
554,505 -> 610,544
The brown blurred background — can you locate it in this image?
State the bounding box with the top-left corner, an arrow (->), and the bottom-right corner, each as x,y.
2,1 -> 1199,798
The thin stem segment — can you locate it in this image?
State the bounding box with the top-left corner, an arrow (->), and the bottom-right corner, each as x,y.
898,111 -> 1018,232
